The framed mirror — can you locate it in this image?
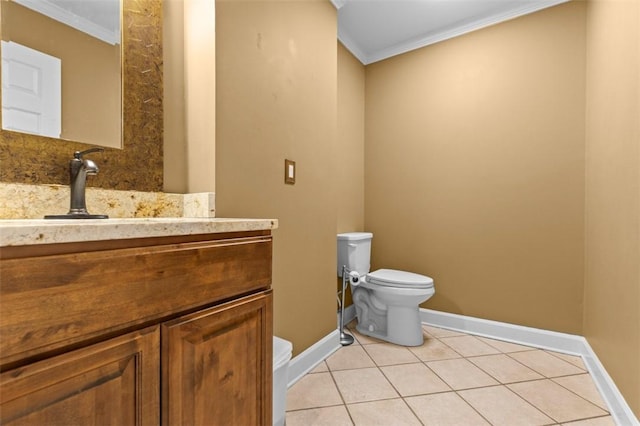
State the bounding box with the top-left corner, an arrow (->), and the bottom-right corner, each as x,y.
1,0 -> 122,148
0,0 -> 163,192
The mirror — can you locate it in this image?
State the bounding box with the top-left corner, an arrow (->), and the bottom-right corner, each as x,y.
1,0 -> 121,148
0,0 -> 163,193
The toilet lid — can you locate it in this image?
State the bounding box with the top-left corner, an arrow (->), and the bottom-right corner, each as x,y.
367,269 -> 434,289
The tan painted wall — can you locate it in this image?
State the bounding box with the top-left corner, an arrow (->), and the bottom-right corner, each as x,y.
364,2 -> 586,334
2,1 -> 120,148
215,0 -> 338,356
184,0 -> 216,193
337,41 -> 365,306
163,0 -> 216,194
337,41 -> 365,234
584,0 -> 640,416
163,0 -> 188,193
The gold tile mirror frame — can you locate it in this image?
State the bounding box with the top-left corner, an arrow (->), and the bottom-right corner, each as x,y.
0,0 -> 163,192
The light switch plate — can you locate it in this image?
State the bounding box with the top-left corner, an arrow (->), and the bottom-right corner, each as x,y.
285,159 -> 295,184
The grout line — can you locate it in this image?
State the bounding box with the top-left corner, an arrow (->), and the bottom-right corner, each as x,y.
502,348 -> 576,379
450,388 -> 495,425
284,402 -> 347,413
465,354 -> 544,385
478,382 -> 557,424
326,365 -> 355,425
550,375 -> 611,414
545,349 -> 589,372
287,324 -> 621,425
450,346 -> 565,424
433,335 -> 465,356
398,397 -> 427,426
503,349 -> 554,379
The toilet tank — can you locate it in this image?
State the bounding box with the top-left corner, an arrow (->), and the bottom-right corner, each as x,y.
337,232 -> 373,277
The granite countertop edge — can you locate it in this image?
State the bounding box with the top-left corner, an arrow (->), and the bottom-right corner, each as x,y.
0,218 -> 279,247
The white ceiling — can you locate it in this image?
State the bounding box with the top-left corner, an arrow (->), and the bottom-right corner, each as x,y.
14,0 -> 120,45
333,0 -> 569,64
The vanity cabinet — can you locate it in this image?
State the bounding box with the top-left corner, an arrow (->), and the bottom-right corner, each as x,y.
0,228 -> 273,425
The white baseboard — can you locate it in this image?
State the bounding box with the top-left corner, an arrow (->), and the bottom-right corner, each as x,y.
420,308 -> 639,426
581,341 -> 640,426
287,302 -> 357,387
419,309 -> 586,354
287,329 -> 340,388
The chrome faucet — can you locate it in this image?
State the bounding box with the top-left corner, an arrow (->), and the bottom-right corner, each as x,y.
44,148 -> 109,219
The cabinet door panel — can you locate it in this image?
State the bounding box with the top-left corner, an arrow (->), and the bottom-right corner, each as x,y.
0,326 -> 159,426
162,291 -> 273,426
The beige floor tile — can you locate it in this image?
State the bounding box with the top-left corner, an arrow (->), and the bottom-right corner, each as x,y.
459,385 -> 555,426
509,379 -> 608,423
286,405 -> 353,426
422,325 -> 466,338
332,367 -> 399,403
405,392 -> 491,425
421,326 -> 435,338
288,326 -> 612,426
427,358 -> 499,390
380,362 -> 450,396
408,337 -> 462,361
326,346 -> 376,371
553,374 -> 609,410
347,398 -> 421,425
478,336 -> 539,353
509,350 -> 586,377
548,351 -> 588,371
309,361 -> 329,373
440,335 -> 502,357
346,319 -> 358,329
350,327 -> 386,345
286,372 -> 344,410
363,343 -> 420,366
561,416 -> 616,425
469,354 -> 544,384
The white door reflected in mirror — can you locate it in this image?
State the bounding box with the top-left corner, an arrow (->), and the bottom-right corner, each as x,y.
1,0 -> 122,148
1,40 -> 61,139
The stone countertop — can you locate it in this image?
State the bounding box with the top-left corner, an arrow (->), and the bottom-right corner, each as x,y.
0,218 -> 278,247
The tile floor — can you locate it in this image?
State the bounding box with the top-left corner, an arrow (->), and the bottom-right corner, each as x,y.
286,321 -> 615,426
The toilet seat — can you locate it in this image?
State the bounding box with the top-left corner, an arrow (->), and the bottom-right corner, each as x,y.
366,269 -> 434,289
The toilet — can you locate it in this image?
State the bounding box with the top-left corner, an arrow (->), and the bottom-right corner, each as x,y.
337,232 -> 434,346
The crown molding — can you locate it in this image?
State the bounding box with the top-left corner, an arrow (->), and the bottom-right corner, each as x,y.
340,0 -> 569,65
13,0 -> 120,45
330,0 -> 347,10
337,30 -> 369,65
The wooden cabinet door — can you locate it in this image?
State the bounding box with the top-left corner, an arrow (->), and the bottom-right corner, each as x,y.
0,326 -> 160,426
162,291 -> 273,426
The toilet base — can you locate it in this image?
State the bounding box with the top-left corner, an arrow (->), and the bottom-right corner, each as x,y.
355,304 -> 425,347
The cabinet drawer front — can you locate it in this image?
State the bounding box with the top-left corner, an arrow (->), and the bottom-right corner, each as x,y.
1,235 -> 272,369
0,326 -> 160,425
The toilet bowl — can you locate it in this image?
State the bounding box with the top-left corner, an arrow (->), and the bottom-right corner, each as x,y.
337,233 -> 435,346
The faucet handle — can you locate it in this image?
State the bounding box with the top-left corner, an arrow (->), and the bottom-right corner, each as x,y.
74,148 -> 104,159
